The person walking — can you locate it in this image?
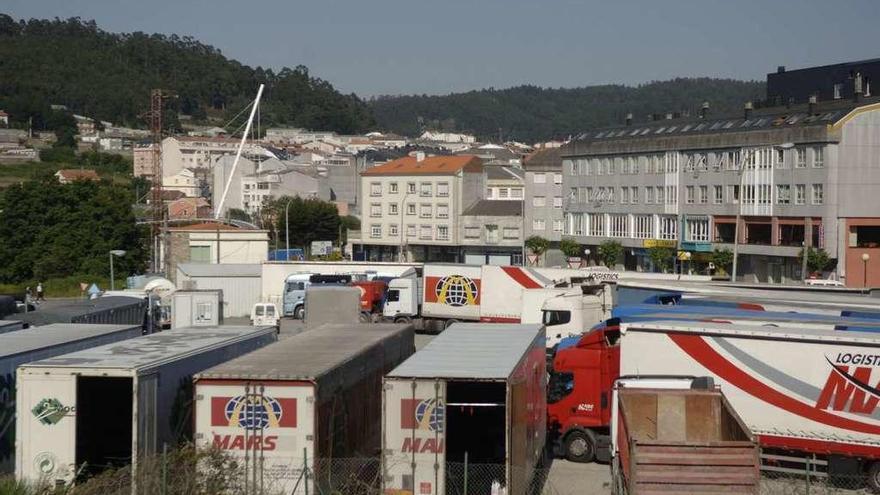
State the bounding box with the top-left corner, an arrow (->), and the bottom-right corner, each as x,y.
36,282 -> 44,302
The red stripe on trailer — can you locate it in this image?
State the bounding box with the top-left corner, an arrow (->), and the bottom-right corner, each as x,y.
500,266 -> 543,289
758,433 -> 880,459
669,333 -> 880,436
480,316 -> 521,323
737,303 -> 765,311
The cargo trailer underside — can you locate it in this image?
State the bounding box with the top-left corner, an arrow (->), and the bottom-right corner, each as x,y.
75,377 -> 133,478
445,381 -> 506,493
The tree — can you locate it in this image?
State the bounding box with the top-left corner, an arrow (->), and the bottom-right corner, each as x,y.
266,196 -> 341,256
798,247 -> 835,274
225,208 -> 253,223
339,215 -> 360,246
711,248 -> 734,275
524,236 -> 550,265
559,238 -> 582,259
598,240 -> 624,268
647,246 -> 674,273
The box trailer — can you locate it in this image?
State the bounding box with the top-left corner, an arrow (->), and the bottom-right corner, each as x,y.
15,325 -> 277,484
194,323 -> 415,494
0,323 -> 143,474
303,286 -> 362,328
618,321 -> 880,488
383,323 -> 547,495
0,320 -> 24,334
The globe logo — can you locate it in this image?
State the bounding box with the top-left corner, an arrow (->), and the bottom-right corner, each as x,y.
435,275 -> 478,307
414,398 -> 445,432
224,394 -> 283,430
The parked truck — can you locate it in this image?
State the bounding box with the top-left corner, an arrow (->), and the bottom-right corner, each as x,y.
16,325 -> 277,484
383,264 -> 612,341
282,273 -> 390,320
0,323 -> 143,474
194,323 -> 415,494
610,377 -> 760,495
549,318 -> 880,490
383,323 -> 546,495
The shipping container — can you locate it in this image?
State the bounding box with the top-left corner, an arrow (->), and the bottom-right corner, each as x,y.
383,323 -> 547,495
15,326 -> 277,484
194,323 -> 415,494
176,263 -> 262,317
0,323 -> 143,474
171,289 -> 224,328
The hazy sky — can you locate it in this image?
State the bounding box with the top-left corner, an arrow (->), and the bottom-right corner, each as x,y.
5,0 -> 879,96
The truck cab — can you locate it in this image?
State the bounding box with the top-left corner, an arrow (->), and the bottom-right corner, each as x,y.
541,284 -> 613,348
547,320 -> 621,463
383,277 -> 420,322
251,302 -> 280,329
282,273 -> 313,319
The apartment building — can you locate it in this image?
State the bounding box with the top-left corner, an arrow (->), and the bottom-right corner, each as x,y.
523,148 -> 565,266
561,86 -> 880,286
158,136 -> 273,179
353,154 -> 483,262
459,200 -> 524,265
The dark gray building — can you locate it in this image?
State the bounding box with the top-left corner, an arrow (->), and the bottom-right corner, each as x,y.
523,148 -> 566,266
767,59 -> 878,105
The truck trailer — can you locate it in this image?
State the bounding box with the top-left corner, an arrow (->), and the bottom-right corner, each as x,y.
15,325 -> 277,484
0,323 -> 143,474
383,323 -> 547,495
194,323 -> 415,494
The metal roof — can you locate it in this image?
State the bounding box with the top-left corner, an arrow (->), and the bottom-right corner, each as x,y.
0,324 -> 141,358
177,263 -> 261,277
621,320 -> 880,344
21,326 -> 275,371
388,323 -> 543,380
196,324 -> 411,381
12,296 -> 146,327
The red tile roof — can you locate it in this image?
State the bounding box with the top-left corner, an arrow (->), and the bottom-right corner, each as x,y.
167,222 -> 243,231
56,169 -> 99,181
362,155 -> 482,176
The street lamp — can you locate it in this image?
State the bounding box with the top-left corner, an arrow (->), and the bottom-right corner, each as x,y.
678,251 -> 692,280
109,250 -> 126,291
863,253 -> 871,288
584,248 -> 591,267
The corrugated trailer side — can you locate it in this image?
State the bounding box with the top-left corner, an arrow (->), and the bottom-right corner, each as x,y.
506,326 -> 547,495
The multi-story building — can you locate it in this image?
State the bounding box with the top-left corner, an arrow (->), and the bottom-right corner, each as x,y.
353,154 -> 483,262
133,144 -> 156,178
459,200 -> 524,265
767,58 -> 878,105
159,136 -> 273,179
562,86 -> 880,286
523,148 -> 566,266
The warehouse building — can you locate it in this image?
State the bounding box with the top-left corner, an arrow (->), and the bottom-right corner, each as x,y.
175,263 -> 261,317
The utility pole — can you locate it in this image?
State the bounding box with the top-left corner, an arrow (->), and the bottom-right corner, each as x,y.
147,90 -> 167,273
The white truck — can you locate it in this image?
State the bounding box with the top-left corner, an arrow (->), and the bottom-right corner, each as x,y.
382,264 -> 612,344
382,323 -> 547,495
616,320 -> 880,490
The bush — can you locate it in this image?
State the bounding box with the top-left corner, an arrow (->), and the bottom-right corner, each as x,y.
559,238 -> 582,258
711,248 -> 734,275
798,247 -> 835,274
525,236 -> 550,264
597,240 -> 623,268
647,246 -> 674,273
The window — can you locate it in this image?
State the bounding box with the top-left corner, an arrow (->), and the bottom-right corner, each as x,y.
713,185 -> 723,204
533,219 -> 546,231
190,245 -> 211,263
686,186 -> 695,204
406,203 -> 416,215
533,173 -> 546,184
503,227 -> 520,240
646,187 -> 654,204
389,182 -> 399,194
420,182 -> 432,197
553,173 -> 563,184
686,217 -> 710,242
419,225 -> 432,240
464,226 -> 480,239
437,182 -> 449,196
630,187 -> 639,204
553,196 -> 563,209
834,83 -> 843,99
699,185 -> 708,204
621,187 -> 630,204
795,184 -> 806,205
776,184 -> 791,204
389,224 -> 399,236
486,225 -> 499,243
389,203 -> 398,215
533,196 -> 546,207
729,184 -> 740,203
370,224 -> 381,238
796,148 -> 806,168
813,147 -> 824,168
437,204 -> 449,218
437,225 -> 449,240
812,184 -> 824,205
511,188 -> 524,199
609,215 -> 627,237
588,213 -> 604,236
407,182 -> 416,194
406,224 -> 416,237
370,203 -> 382,217
659,216 -> 677,240
419,204 -> 432,218
569,187 -> 577,202
776,149 -> 786,168
666,185 -> 677,204
656,186 -> 665,204
634,215 -> 652,239
498,188 -> 510,199
553,220 -> 564,232
370,182 -> 381,196
196,302 -> 214,322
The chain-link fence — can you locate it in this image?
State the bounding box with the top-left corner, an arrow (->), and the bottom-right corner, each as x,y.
760,472 -> 875,495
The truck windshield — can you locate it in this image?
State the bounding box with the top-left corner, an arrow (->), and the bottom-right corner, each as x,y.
543,310 -> 571,326
548,371 -> 574,404
386,289 -> 400,302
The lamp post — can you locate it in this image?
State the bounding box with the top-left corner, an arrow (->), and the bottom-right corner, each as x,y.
284,198 -> 293,258
109,250 -> 126,291
801,241 -> 810,284
863,253 -> 871,288
583,248 -> 591,268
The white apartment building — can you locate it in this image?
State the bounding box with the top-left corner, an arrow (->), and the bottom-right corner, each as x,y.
159,136 -> 274,179
163,168 -> 201,197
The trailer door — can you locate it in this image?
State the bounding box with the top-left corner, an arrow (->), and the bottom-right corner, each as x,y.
16,371 -> 77,483
383,378 -> 446,495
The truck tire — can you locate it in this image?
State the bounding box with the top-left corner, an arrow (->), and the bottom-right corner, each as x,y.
564,430 -> 596,463
393,316 -> 412,324
294,305 -> 305,320
868,461 -> 880,493
359,312 -> 372,323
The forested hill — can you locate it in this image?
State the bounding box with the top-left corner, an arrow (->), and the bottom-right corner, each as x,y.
0,15 -> 375,133
369,79 -> 765,143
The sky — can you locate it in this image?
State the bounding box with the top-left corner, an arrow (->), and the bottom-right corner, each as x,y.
5,0 -> 880,96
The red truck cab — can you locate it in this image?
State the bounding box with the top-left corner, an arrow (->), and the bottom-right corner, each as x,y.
548,320 -> 621,462
350,280 -> 388,316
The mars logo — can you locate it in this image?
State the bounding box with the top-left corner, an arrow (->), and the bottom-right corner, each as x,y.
818,354 -> 880,414
400,398 -> 445,454
211,395 -> 296,452
434,275 -> 478,307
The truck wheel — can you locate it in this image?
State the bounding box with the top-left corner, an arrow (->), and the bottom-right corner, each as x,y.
868,461 -> 880,492
294,306 -> 305,320
393,316 -> 412,324
359,312 -> 371,323
564,430 -> 596,463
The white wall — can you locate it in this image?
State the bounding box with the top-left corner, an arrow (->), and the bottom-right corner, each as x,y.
261,261 -> 419,302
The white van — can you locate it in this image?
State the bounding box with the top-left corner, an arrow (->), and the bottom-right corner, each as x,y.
251,302 -> 280,328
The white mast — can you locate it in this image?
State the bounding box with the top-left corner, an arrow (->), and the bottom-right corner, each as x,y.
215,84 -> 265,219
